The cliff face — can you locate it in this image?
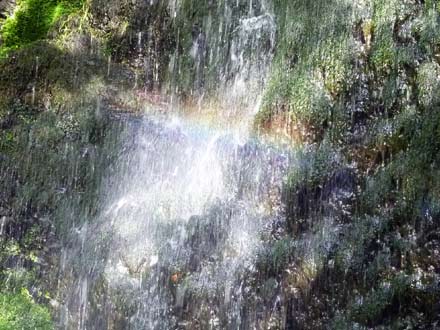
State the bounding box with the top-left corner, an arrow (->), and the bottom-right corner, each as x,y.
0,1 -> 439,329
267,2 -> 440,328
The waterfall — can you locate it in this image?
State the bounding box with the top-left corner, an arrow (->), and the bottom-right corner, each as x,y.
2,0 -> 440,329
59,117 -> 292,328
51,1 -> 290,329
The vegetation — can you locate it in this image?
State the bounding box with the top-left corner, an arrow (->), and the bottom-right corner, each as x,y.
262,0 -> 440,328
258,0 -> 353,138
0,0 -> 84,57
0,0 -> 440,328
0,289 -> 53,330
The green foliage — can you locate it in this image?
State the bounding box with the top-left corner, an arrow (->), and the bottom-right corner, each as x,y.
352,285 -> 394,325
0,289 -> 53,330
417,61 -> 440,107
351,274 -> 412,326
257,238 -> 295,275
415,5 -> 440,56
369,0 -> 399,74
286,68 -> 330,124
0,0 -> 84,57
363,107 -> 440,217
0,100 -> 39,153
259,0 -> 353,131
287,140 -> 343,188
0,224 -> 49,293
0,130 -> 16,152
333,216 -> 386,272
258,0 -> 440,142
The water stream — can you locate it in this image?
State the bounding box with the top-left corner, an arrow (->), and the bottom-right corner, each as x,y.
59,114 -> 291,329
56,1 -> 288,328
2,1 -> 439,329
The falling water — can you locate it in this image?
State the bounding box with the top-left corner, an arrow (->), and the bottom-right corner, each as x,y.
138,32 -> 143,52
107,55 -> 112,78
57,1 -> 287,329
31,86 -> 36,106
58,115 -> 290,329
35,56 -> 40,79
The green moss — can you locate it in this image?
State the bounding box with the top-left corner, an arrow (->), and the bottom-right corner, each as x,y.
363,106 -> 440,218
369,0 -> 398,74
417,61 -> 440,107
257,238 -> 295,276
0,289 -> 53,330
350,273 -> 417,326
319,39 -> 352,97
258,0 -> 353,133
0,0 -> 84,57
351,285 -> 394,325
0,130 -> 16,152
287,139 -> 343,188
415,5 -> 440,56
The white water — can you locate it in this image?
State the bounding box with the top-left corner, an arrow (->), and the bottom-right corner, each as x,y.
58,112 -> 291,329
57,1 -> 288,328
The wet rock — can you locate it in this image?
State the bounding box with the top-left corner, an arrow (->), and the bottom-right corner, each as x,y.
0,0 -> 15,21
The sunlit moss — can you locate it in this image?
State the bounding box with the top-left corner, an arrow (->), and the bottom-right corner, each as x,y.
417,61 -> 440,107
0,0 -> 84,57
258,0 -> 353,133
0,289 -> 53,330
318,39 -> 353,97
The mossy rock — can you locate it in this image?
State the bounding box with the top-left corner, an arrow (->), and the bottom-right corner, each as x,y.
0,289 -> 53,330
0,0 -> 84,57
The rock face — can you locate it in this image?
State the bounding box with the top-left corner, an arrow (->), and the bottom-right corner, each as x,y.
0,0 -> 15,20
0,1 -> 440,329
